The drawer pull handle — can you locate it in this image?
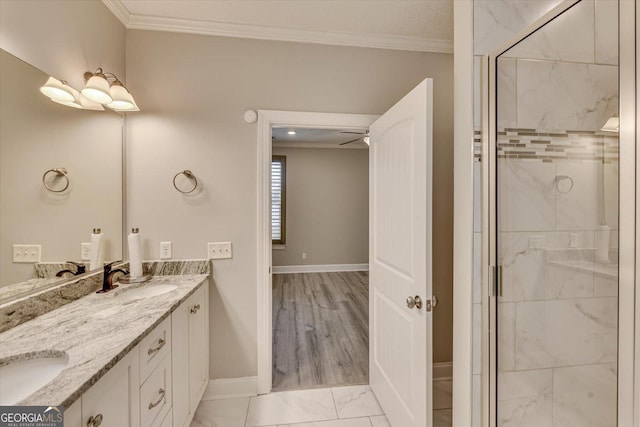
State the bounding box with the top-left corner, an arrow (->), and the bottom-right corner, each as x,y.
149,388 -> 166,410
190,304 -> 201,314
87,414 -> 103,427
148,338 -> 166,355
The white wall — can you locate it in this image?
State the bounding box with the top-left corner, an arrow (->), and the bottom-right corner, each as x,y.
271,147 -> 368,267
0,0 -> 125,89
125,30 -> 455,376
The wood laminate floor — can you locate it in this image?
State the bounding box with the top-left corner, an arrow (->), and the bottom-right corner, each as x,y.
272,271 -> 369,392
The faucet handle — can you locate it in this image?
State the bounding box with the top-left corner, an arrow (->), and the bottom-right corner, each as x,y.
103,260 -> 123,273
66,261 -> 86,274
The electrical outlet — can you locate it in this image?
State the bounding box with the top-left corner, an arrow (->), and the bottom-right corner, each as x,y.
301,252 -> 307,260
160,242 -> 172,260
208,242 -> 232,259
13,245 -> 41,263
81,243 -> 91,261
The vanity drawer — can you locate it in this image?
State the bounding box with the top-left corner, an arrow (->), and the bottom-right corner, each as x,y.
140,316 -> 171,381
140,354 -> 172,427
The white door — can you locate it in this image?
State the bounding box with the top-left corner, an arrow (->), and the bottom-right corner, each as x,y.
369,78 -> 433,427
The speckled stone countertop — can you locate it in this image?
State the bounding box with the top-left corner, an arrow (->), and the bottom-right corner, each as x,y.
0,274 -> 208,408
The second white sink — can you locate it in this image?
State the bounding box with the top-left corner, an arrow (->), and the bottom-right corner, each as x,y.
119,284 -> 178,300
0,352 -> 68,405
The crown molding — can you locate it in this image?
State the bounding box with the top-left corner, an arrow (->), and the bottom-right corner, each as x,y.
102,0 -> 131,27
101,0 -> 453,54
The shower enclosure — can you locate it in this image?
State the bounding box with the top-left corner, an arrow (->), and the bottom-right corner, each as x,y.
487,1 -> 629,425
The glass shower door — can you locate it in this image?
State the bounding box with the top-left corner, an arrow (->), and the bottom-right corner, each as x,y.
495,1 -> 620,425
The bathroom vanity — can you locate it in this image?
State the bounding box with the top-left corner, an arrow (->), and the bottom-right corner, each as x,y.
0,273 -> 209,427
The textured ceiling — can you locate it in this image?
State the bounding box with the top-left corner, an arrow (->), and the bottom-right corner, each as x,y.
272,128 -> 368,148
104,0 -> 454,52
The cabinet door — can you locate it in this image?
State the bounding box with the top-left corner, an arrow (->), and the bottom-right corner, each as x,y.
63,399 -> 81,427
188,285 -> 208,411
171,302 -> 190,427
82,348 -> 140,427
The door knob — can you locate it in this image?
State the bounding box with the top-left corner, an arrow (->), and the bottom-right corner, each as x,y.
406,295 -> 423,310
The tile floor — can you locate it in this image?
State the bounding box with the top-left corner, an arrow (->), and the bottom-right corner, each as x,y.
191,382 -> 452,427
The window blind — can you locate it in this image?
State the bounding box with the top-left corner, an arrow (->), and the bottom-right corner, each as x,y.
271,156 -> 286,244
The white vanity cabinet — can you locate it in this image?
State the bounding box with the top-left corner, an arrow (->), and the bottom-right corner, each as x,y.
63,282 -> 208,427
171,285 -> 209,427
81,348 -> 141,427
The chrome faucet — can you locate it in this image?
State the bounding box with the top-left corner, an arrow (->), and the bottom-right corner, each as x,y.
55,261 -> 86,277
97,261 -> 129,293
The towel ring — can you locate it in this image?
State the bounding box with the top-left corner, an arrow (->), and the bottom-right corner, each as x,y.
173,170 -> 198,194
42,168 -> 69,193
554,175 -> 574,194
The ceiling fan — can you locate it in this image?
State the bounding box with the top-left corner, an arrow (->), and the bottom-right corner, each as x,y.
339,130 -> 370,146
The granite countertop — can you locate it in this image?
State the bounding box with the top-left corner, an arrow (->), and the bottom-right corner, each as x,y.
0,274 -> 208,408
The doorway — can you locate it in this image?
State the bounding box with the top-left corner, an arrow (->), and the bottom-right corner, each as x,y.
256,110 -> 377,396
269,126 -> 371,391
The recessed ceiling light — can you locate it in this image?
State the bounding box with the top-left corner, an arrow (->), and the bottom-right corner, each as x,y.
287,130 -> 296,135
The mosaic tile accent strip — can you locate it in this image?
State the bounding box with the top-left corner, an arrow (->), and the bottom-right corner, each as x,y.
498,128 -> 619,163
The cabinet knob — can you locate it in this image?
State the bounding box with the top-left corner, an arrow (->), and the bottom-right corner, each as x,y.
190,304 -> 201,314
87,414 -> 103,427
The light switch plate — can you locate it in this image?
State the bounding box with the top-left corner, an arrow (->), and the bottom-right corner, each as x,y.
208,242 -> 232,259
160,242 -> 172,260
81,243 -> 91,261
13,245 -> 41,263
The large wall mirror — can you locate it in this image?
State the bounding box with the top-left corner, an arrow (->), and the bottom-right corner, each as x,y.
0,49 -> 123,301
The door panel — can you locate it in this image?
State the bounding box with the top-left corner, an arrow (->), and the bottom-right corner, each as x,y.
369,78 -> 433,427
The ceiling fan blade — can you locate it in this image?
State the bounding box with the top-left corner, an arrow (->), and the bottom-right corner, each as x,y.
339,131 -> 366,135
340,137 -> 361,145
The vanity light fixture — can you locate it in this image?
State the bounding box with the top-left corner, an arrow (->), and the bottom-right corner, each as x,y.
287,130 -> 297,135
39,68 -> 139,112
82,68 -> 139,111
363,136 -> 370,145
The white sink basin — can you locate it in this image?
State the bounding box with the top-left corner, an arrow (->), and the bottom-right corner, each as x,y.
119,284 -> 178,300
0,352 -> 68,405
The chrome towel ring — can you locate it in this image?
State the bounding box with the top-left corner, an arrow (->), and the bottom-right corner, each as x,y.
173,170 -> 198,194
42,168 -> 69,193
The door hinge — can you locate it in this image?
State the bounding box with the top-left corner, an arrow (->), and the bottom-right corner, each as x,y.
491,265 -> 503,297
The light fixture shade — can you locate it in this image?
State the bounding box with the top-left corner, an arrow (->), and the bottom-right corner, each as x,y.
107,84 -> 136,111
40,77 -> 75,102
81,74 -> 113,104
363,136 -> 370,145
51,86 -> 83,109
601,116 -> 619,133
51,87 -> 105,111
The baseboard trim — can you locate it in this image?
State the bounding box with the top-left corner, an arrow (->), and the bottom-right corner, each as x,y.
201,377 -> 258,400
272,264 -> 369,274
433,361 -> 453,381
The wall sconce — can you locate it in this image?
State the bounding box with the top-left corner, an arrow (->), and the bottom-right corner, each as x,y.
39,68 -> 139,112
